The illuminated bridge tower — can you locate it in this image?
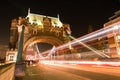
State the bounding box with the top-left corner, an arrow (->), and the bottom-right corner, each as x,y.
8,9 -> 72,60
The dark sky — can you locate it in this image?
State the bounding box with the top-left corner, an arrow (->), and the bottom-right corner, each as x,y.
0,0 -> 120,45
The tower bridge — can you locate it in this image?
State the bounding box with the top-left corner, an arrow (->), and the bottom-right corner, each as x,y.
8,9 -> 72,62
2,9 -> 120,80
6,9 -> 120,63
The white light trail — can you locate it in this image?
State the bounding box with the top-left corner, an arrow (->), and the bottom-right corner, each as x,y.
69,36 -> 110,58
57,26 -> 113,49
48,46 -> 56,56
41,24 -> 120,58
56,24 -> 120,51
40,60 -> 120,67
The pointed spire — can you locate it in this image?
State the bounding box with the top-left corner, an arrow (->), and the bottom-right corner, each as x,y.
26,8 -> 30,18
28,8 -> 30,15
57,14 -> 59,19
57,13 -> 63,27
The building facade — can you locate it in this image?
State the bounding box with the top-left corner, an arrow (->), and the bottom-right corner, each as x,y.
104,10 -> 120,58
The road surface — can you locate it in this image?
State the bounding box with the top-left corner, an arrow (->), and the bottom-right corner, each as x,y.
14,62 -> 120,80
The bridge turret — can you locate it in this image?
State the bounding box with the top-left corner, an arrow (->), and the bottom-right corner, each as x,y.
9,19 -> 18,50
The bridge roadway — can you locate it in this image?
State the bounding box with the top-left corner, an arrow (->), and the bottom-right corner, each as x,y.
14,62 -> 120,80
0,63 -> 15,80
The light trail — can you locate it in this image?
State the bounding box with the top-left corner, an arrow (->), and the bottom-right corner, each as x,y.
48,46 -> 56,56
69,36 -> 110,58
35,44 -> 41,57
40,60 -> 120,67
57,24 -> 120,50
41,24 -> 120,58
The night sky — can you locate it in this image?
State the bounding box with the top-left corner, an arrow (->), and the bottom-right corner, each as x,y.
0,0 -> 120,45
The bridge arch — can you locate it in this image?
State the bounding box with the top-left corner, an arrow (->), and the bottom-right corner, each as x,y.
9,11 -> 72,61
23,36 -> 64,53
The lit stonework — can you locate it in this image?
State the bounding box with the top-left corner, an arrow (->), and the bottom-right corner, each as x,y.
27,8 -> 62,28
9,9 -> 72,58
104,10 -> 120,57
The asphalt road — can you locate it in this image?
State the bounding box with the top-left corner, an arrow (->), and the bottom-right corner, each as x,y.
14,63 -> 120,80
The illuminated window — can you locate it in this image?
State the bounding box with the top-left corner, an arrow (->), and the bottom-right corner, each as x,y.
116,35 -> 120,42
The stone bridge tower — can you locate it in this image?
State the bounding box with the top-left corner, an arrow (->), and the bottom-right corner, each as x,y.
9,9 -> 72,54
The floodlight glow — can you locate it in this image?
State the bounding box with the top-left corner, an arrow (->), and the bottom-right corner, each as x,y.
113,25 -> 119,30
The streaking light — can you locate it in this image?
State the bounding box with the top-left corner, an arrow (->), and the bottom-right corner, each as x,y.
40,60 -> 120,67
69,36 -> 110,58
41,24 -> 120,58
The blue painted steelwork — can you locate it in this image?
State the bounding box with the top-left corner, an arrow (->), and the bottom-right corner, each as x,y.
14,26 -> 25,77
